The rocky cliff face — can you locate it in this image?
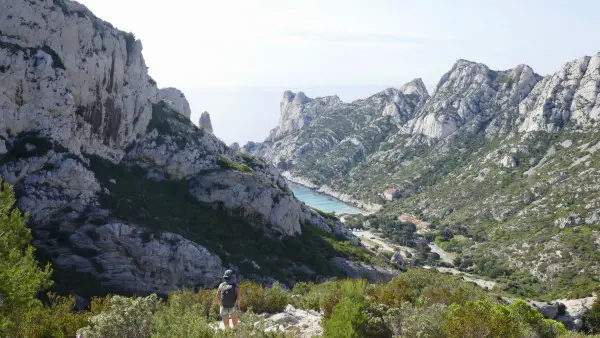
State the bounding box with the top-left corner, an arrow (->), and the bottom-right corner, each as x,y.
198,111 -> 213,134
0,0 -> 157,162
244,52 -> 600,287
0,0 -> 375,296
158,88 -> 191,118
244,79 -> 430,189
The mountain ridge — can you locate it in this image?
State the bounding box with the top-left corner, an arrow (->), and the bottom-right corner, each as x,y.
243,51 -> 600,294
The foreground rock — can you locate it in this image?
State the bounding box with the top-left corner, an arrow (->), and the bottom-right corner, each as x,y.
528,295 -> 597,331
263,305 -> 323,338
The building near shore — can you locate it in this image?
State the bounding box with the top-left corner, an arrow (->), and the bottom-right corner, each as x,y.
383,188 -> 398,201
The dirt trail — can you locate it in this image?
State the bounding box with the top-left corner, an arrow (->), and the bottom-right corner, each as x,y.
352,229 -> 496,290
353,230 -> 415,254
428,243 -> 456,265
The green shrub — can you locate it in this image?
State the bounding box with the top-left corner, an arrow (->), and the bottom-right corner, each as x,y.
218,157 -> 254,174
507,300 -> 566,337
167,289 -> 219,320
13,293 -> 90,338
441,298 -> 566,338
358,303 -> 393,338
443,299 -> 522,338
323,280 -> 391,338
240,281 -> 290,314
310,207 -> 338,221
152,300 -> 215,338
323,298 -> 366,338
583,296 -> 600,334
369,277 -> 416,308
89,294 -> 113,315
79,294 -> 161,338
386,302 -> 446,338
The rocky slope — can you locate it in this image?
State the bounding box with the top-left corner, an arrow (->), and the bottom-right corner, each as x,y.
0,0 -> 397,296
244,52 -> 600,294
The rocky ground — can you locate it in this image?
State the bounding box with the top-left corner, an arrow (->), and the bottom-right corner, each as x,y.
213,305 -> 323,338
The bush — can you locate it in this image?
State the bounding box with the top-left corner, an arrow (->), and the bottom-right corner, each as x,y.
443,299 -> 522,338
322,279 -> 392,338
167,289 -> 219,320
323,280 -> 391,338
386,302 -> 446,338
13,293 -> 89,338
240,281 -> 290,314
369,268 -> 482,309
291,282 -> 321,311
152,300 -> 215,338
358,304 -> 393,338
218,157 -> 254,174
323,298 -> 366,338
369,277 -> 416,308
79,294 -> 161,338
583,296 -> 600,334
291,280 -> 341,315
442,298 -> 566,338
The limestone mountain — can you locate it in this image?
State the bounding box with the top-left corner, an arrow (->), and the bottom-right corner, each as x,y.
0,0 -> 396,297
244,53 -> 600,294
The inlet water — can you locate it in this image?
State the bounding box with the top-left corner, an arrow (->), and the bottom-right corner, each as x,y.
287,182 -> 362,215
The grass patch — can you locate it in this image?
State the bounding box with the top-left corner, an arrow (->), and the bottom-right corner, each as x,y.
310,206 -> 339,221
217,156 -> 254,174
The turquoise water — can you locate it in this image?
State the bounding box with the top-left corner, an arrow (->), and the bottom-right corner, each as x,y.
287,182 -> 362,215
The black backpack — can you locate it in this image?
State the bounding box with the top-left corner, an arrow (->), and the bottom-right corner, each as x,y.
220,282 -> 237,308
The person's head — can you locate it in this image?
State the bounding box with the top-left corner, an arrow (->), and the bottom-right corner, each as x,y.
223,269 -> 235,282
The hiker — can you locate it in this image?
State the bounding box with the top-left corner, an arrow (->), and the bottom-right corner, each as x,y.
216,269 -> 241,328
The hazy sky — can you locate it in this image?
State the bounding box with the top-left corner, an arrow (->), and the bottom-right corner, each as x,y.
78,0 -> 600,145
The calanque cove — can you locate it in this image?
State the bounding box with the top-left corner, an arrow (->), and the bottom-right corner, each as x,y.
1,0 -> 600,337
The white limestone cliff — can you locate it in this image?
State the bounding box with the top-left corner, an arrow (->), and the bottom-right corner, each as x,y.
158,88 -> 191,118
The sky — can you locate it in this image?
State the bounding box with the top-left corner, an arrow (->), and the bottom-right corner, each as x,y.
78,0 -> 600,145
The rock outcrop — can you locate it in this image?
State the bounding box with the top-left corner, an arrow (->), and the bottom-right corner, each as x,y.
526,295 -> 597,331
330,257 -> 399,283
158,88 -> 191,118
0,0 -> 157,162
263,305 -> 323,338
198,111 -> 213,134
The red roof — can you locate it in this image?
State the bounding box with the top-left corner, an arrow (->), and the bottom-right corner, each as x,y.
384,188 -> 397,193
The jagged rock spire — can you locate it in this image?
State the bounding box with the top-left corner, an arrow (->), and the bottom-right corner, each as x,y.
199,111 -> 213,134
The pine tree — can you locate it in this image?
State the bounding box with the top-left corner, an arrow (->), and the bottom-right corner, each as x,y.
0,179 -> 53,334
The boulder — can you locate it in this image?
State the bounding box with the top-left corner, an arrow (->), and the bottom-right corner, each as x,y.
263,304 -> 322,338
555,315 -> 575,330
538,303 -> 558,319
390,251 -> 404,265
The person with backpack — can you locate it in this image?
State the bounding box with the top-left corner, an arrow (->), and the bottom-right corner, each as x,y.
216,270 -> 241,328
